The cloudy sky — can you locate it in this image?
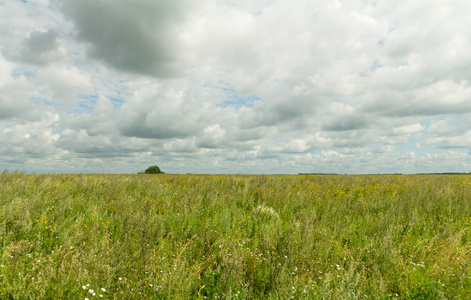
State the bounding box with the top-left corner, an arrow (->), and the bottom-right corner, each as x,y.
1,0 -> 471,174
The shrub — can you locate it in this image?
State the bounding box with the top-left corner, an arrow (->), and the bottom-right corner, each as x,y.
141,165 -> 164,174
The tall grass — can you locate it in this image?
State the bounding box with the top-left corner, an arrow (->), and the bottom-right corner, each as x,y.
1,173 -> 471,298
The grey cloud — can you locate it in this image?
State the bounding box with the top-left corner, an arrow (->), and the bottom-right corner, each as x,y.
20,29 -> 62,65
361,81 -> 471,118
237,94 -> 320,130
232,128 -> 268,143
328,130 -> 373,148
4,29 -> 65,65
0,75 -> 33,120
54,0 -> 192,77
25,29 -> 58,53
320,100 -> 369,132
120,121 -> 195,140
0,93 -> 30,120
54,127 -> 156,158
55,130 -> 128,158
321,115 -> 368,132
373,100 -> 471,117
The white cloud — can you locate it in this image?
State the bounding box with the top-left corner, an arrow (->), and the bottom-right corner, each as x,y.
2,0 -> 471,174
0,112 -> 60,160
391,123 -> 424,135
118,80 -> 211,139
35,65 -> 93,103
0,56 -> 33,119
197,124 -> 226,149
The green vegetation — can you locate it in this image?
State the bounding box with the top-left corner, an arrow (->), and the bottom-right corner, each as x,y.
1,173 -> 471,299
139,165 -> 164,174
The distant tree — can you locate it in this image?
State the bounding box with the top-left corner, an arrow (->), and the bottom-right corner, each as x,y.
141,165 -> 164,174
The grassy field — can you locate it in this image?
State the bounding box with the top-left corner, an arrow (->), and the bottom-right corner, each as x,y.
1,173 -> 471,299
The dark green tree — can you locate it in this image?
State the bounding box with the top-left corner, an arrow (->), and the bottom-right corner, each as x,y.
142,165 -> 164,174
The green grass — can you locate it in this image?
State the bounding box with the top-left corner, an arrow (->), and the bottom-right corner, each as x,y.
1,173 -> 471,299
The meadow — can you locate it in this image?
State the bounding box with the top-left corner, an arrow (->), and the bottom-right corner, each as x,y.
1,172 -> 471,299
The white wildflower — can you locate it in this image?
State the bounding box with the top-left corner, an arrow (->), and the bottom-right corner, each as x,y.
253,203 -> 279,219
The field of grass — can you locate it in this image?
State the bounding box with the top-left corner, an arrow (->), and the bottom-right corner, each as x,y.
1,173 -> 471,299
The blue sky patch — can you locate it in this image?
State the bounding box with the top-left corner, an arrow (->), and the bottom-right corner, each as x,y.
206,81 -> 262,109
11,69 -> 36,79
109,96 -> 125,108
30,96 -> 53,107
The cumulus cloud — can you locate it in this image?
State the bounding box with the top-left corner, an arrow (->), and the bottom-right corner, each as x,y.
0,112 -> 60,163
0,56 -> 32,119
391,123 -> 424,135
34,65 -> 93,103
2,0 -> 471,174
14,29 -> 66,65
118,80 -> 211,139
52,0 -> 194,77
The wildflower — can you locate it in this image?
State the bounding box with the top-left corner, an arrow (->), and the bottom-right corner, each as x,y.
119,277 -> 122,280
101,288 -> 106,292
254,203 -> 279,219
89,289 -> 94,294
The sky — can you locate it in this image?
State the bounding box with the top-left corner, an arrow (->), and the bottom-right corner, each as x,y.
1,0 -> 471,174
